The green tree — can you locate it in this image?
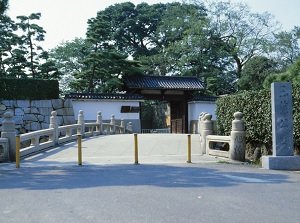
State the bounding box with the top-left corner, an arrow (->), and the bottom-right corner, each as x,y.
271,26 -> 300,69
71,16 -> 112,92
50,38 -> 89,75
238,56 -> 278,91
0,0 -> 21,78
205,72 -> 237,95
1,5 -> 60,80
49,38 -> 90,93
93,2 -> 238,95
139,2 -> 210,76
37,51 -> 61,79
0,19 -> 21,78
98,2 -> 167,58
156,2 -> 205,47
263,57 -> 300,89
0,0 -> 9,16
69,15 -> 142,93
16,13 -> 46,78
4,48 -> 28,78
142,2 -> 235,95
201,0 -> 278,78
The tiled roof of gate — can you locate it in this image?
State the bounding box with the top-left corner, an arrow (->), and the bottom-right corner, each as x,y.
125,75 -> 204,90
65,93 -> 144,100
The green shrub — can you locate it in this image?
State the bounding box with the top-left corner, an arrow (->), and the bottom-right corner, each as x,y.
0,79 -> 59,100
216,83 -> 300,155
292,84 -> 300,146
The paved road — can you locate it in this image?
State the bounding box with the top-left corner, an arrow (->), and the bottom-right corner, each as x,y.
0,134 -> 300,223
21,134 -> 226,166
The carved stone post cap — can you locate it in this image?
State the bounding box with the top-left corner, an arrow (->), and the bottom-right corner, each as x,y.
234,112 -> 243,120
79,110 -> 84,115
51,111 -> 57,116
97,111 -> 102,115
203,114 -> 212,121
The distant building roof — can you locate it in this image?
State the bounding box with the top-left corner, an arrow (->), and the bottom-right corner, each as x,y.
124,75 -> 204,91
65,93 -> 144,100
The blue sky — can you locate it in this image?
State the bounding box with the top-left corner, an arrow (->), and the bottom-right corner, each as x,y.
7,0 -> 300,50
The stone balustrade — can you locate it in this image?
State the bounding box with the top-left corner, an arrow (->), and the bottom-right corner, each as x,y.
0,138 -> 9,162
20,128 -> 56,157
199,111 -> 246,162
0,110 -> 131,162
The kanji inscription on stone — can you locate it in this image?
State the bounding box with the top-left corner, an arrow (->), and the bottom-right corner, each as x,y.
271,82 -> 294,156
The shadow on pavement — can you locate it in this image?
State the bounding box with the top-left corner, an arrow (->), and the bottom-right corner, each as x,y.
0,162 -> 292,190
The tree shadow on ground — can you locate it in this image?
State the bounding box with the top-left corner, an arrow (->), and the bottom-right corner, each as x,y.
0,162 -> 293,191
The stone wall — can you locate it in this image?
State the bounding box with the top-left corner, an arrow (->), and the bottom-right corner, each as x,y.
0,99 -> 75,134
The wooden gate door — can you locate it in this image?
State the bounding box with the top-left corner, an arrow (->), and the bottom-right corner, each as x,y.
171,119 -> 183,133
170,101 -> 187,133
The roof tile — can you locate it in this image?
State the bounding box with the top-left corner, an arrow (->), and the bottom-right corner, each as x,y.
125,76 -> 204,90
65,93 -> 144,100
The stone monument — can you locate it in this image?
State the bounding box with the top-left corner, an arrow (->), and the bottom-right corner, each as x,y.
262,82 -> 300,170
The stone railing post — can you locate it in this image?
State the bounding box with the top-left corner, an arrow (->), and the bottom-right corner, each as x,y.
201,113 -> 213,154
120,119 -> 125,134
0,138 -> 9,162
96,111 -> 103,134
77,110 -> 85,136
127,122 -> 133,134
230,112 -> 246,161
110,115 -> 116,134
49,111 -> 59,145
192,123 -> 196,134
198,112 -> 207,134
1,111 -> 16,161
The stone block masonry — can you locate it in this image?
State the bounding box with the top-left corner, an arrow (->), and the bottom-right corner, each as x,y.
0,99 -> 75,134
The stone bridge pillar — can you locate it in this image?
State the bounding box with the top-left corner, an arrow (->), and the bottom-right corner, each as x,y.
96,111 -> 103,133
1,112 -> 16,161
77,110 -> 85,136
200,113 -> 213,154
230,112 -> 246,161
49,111 -> 59,145
110,115 -> 116,134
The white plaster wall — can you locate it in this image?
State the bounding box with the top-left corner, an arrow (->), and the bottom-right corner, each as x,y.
72,100 -> 141,121
188,101 -> 217,132
188,101 -> 217,120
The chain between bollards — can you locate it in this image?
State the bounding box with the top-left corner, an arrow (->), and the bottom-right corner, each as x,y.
187,134 -> 192,163
16,135 -> 20,168
78,134 -> 82,166
134,133 -> 139,164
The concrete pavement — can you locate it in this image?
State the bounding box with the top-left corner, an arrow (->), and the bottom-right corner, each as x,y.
20,134 -> 230,167
0,134 -> 300,223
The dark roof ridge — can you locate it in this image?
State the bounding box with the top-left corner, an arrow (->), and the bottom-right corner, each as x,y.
125,75 -> 204,90
135,75 -> 199,79
65,92 -> 144,100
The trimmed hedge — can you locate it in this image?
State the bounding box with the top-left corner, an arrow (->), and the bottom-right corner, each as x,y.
0,79 -> 59,100
216,83 -> 300,152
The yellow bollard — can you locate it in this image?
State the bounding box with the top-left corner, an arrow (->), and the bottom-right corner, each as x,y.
16,135 -> 20,168
134,133 -> 139,164
78,134 -> 82,166
187,134 -> 192,163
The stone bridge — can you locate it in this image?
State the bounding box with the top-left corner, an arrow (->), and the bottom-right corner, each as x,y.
20,134 -> 224,166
